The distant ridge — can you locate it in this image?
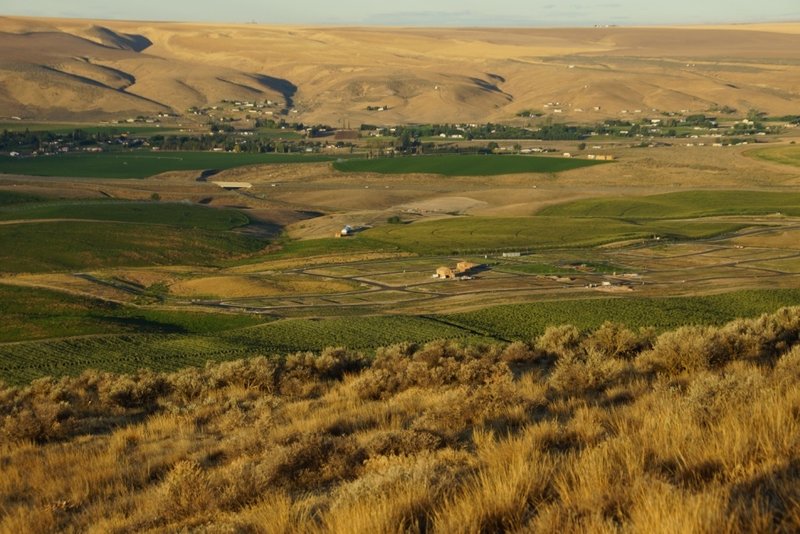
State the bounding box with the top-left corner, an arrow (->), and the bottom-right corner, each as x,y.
2,16 -> 800,122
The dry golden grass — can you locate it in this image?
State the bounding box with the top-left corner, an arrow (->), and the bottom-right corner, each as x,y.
167,274 -> 358,299
1,311 -> 800,532
4,16 -> 800,122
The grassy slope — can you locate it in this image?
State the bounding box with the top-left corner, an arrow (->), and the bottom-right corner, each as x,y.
0,284 -> 267,343
0,190 -> 48,206
539,190 -> 800,218
3,289 -> 800,384
0,201 -> 264,273
0,152 -> 334,179
0,222 -> 263,273
443,289 -> 800,340
0,201 -> 250,229
363,216 -> 742,254
333,155 -> 605,176
751,145 -> 800,167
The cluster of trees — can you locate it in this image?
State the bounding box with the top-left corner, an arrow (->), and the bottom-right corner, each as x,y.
387,122 -> 592,142
0,129 -> 134,152
150,134 -> 325,153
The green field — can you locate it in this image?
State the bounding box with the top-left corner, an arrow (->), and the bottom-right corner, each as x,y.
0,222 -> 264,273
0,190 -> 47,206
539,190 -> 800,219
0,201 -> 264,273
442,289 -> 800,340
363,216 -> 743,254
0,284 -> 268,344
4,289 -> 800,384
333,154 -> 605,176
0,315 -> 483,384
0,201 -> 251,230
751,145 -> 800,168
0,151 -> 334,179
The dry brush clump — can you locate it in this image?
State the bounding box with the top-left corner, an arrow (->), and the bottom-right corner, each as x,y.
1,308 -> 800,532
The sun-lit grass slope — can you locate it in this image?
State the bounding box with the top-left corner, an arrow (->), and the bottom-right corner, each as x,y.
0,202 -> 264,273
539,190 -> 800,219
1,308 -> 799,532
333,155 -> 604,176
3,289 -> 799,385
0,222 -> 263,273
0,316 -> 484,385
363,216 -> 742,254
0,200 -> 250,229
443,289 -> 800,340
0,284 -> 266,344
0,25 -> 291,120
0,152 -> 334,179
751,145 -> 800,168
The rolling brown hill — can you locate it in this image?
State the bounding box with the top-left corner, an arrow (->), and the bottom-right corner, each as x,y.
1,16 -> 800,123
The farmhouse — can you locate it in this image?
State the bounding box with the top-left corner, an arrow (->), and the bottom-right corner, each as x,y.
435,267 -> 456,279
457,262 -> 479,274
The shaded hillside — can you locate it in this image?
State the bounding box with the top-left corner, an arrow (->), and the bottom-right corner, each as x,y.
1,308 -> 799,532
2,17 -> 800,122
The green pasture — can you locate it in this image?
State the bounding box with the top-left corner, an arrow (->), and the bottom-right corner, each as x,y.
442,289 -> 800,340
539,190 -> 800,219
751,145 -> 800,168
0,190 -> 47,206
0,284 -> 267,344
0,221 -> 264,273
363,216 -> 743,254
3,288 -> 800,384
0,315 -> 484,384
333,154 -> 605,176
0,201 -> 250,230
0,151 -> 334,179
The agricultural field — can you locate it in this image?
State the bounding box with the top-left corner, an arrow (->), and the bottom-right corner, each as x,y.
0,315 -> 483,384
751,145 -> 800,168
0,200 -> 251,229
0,151 -> 335,179
538,190 -> 800,219
3,287 -> 800,384
363,216 -> 743,255
333,154 -> 605,176
0,201 -> 265,273
0,283 -> 267,344
442,289 -> 800,340
0,190 -> 47,206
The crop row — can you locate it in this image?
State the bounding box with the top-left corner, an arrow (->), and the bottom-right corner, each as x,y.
442,289 -> 800,340
0,315 -> 484,385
